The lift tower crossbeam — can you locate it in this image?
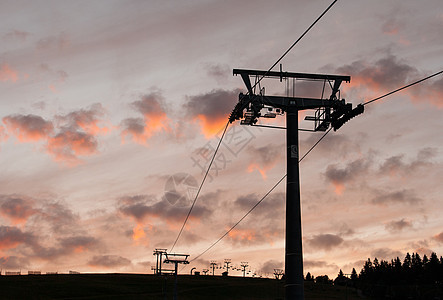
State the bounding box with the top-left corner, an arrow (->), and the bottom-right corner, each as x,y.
231,68 -> 360,300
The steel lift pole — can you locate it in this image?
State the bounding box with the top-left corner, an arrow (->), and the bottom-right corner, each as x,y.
285,106 -> 304,299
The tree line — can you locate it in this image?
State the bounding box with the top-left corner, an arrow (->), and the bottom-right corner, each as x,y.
305,252 -> 443,299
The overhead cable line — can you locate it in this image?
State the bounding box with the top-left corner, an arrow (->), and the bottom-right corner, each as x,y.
247,0 -> 339,93
363,70 -> 443,106
169,0 -> 339,252
170,121 -> 229,252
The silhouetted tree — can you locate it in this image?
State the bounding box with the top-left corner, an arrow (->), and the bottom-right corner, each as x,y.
305,272 -> 314,281
350,268 -> 358,281
403,252 -> 412,271
334,269 -> 347,286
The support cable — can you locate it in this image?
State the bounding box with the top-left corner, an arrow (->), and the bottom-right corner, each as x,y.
170,121 -> 230,252
169,0 -> 339,252
248,0 -> 339,93
363,70 -> 443,106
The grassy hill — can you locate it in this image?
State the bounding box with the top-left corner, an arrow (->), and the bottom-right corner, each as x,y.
0,273 -> 367,299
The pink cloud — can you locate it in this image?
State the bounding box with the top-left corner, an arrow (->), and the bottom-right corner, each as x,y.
0,196 -> 36,225
2,114 -> 54,142
0,125 -> 8,143
0,63 -> 19,82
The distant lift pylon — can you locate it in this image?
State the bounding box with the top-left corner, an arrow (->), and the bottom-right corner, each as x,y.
230,67 -> 363,300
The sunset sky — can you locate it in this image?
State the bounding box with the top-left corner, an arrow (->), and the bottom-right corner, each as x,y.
1,0 -> 442,278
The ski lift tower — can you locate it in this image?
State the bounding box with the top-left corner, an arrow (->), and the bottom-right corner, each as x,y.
230,68 -> 363,300
164,252 -> 190,300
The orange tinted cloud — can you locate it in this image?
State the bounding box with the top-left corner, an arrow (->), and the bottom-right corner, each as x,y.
0,125 -> 8,143
132,224 -> 146,241
193,115 -> 227,138
58,103 -> 110,136
331,182 -> 345,195
121,92 -> 171,144
185,89 -> 240,139
247,163 -> 267,179
47,129 -> 98,165
228,228 -> 256,242
3,114 -> 53,142
0,63 -> 19,82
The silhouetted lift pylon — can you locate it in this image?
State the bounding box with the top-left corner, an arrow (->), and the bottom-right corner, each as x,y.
230,68 -> 363,300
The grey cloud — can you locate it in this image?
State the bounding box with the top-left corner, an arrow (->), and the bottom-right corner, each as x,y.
205,63 -> 230,82
324,158 -> 370,185
258,259 -> 283,274
32,235 -> 100,260
306,234 -> 344,251
371,189 -> 422,206
0,226 -> 36,249
336,54 -> 418,91
417,147 -> 438,161
132,91 -> 167,116
247,144 -> 283,168
301,133 -> 361,158
434,232 -> 443,244
56,103 -> 105,130
59,235 -> 98,249
185,89 -> 241,120
379,148 -> 436,176
234,192 -> 284,220
121,118 -> 145,135
304,260 -> 338,270
371,248 -> 403,260
118,194 -> 211,223
38,201 -> 79,233
338,223 -> 355,236
39,64 -> 69,83
88,255 -> 131,268
0,256 -> 30,269
36,32 -> 69,50
0,195 -> 36,222
385,218 -> 412,232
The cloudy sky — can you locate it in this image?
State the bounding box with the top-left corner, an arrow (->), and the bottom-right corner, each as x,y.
1,0 -> 442,278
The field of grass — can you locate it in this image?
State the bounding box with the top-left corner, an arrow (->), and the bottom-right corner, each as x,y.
0,273 -> 368,299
